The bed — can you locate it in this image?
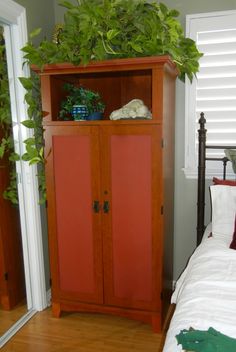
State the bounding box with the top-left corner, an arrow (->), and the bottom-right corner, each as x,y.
162,112 -> 236,352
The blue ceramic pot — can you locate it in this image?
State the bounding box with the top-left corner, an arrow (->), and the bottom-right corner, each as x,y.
87,111 -> 103,121
72,105 -> 88,120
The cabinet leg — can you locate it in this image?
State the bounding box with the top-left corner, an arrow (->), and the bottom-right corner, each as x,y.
52,302 -> 61,318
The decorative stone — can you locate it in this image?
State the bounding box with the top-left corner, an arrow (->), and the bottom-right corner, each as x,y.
109,99 -> 152,120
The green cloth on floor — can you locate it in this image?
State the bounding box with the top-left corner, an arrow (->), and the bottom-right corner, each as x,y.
176,327 -> 236,352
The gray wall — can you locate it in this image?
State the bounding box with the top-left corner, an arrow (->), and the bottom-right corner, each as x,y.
15,0 -> 236,284
54,0 -> 67,24
15,0 -> 55,40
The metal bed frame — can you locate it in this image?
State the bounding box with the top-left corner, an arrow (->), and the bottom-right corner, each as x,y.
197,112 -> 236,245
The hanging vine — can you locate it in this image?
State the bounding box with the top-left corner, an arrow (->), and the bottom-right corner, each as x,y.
19,73 -> 46,204
0,27 -> 20,205
0,28 -> 45,204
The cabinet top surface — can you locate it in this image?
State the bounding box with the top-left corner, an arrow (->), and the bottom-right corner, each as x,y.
32,55 -> 178,76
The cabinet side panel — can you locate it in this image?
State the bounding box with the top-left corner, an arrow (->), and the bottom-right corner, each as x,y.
53,135 -> 95,293
162,70 -> 175,321
111,135 -> 152,302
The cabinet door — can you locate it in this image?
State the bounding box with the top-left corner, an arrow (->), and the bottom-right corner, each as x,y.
45,126 -> 103,304
100,125 -> 162,311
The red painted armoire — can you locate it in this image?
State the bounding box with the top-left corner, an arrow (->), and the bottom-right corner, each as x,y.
38,56 -> 177,332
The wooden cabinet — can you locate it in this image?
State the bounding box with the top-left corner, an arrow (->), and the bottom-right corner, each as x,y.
39,56 -> 177,331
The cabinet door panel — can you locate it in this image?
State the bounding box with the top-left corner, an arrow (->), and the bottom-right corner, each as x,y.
111,134 -> 152,302
101,125 -> 162,311
45,126 -> 103,304
54,135 -> 94,293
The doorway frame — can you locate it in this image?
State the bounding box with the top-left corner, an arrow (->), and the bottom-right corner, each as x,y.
0,0 -> 47,346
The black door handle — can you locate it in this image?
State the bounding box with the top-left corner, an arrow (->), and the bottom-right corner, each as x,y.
103,200 -> 109,213
92,200 -> 100,213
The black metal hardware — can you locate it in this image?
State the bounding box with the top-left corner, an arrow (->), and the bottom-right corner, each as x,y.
92,200 -> 100,213
103,201 -> 110,213
197,112 -> 207,246
4,272 -> 8,281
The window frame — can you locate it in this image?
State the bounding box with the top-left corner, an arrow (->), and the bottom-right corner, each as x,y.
184,9 -> 236,179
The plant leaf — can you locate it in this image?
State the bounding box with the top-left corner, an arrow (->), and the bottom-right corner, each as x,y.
21,119 -> 36,128
19,77 -> 34,90
30,28 -> 42,39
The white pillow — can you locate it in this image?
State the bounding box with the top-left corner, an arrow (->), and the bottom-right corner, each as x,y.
210,185 -> 236,238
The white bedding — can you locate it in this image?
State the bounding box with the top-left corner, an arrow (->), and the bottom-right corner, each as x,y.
163,230 -> 236,352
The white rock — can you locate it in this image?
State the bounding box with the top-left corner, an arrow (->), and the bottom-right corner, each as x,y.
109,99 -> 152,120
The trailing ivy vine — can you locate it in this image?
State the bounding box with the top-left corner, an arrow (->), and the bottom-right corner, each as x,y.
0,27 -> 20,205
19,73 -> 46,204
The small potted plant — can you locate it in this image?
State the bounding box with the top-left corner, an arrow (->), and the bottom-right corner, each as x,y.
59,83 -> 105,121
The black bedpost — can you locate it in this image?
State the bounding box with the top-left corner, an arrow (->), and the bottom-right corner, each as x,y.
197,112 -> 207,245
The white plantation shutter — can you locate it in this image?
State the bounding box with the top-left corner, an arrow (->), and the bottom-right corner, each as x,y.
184,10 -> 236,178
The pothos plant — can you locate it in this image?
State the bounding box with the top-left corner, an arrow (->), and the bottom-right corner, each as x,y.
22,0 -> 203,81
0,27 -> 20,204
0,28 -> 45,204
19,73 -> 46,204
19,0 -> 203,203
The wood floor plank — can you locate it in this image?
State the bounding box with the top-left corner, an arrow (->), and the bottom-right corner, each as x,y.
1,308 -> 166,352
0,302 -> 27,336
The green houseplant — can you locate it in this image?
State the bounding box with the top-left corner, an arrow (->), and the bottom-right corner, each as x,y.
19,0 -> 203,202
0,27 -> 20,204
59,83 -> 105,120
22,0 -> 202,82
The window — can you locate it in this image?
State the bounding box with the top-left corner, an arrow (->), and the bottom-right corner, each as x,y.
184,10 -> 236,178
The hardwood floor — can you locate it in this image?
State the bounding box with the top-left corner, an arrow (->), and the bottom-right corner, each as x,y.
1,307 -> 172,352
0,301 -> 27,336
